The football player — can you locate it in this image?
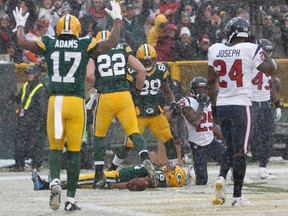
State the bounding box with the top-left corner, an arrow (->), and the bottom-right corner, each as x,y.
250,39 -> 282,179
31,165 -> 186,190
86,33 -> 159,189
178,76 -> 225,185
108,44 -> 179,172
207,17 -> 276,206
13,0 -> 122,211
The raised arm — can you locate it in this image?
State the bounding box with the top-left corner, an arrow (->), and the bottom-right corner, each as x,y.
92,0 -> 123,57
13,7 -> 40,54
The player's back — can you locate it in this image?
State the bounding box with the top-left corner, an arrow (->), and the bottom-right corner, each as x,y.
208,42 -> 264,106
94,43 -> 131,93
37,35 -> 97,98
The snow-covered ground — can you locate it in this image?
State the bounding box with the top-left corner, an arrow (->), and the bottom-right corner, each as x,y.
1,158 -> 288,216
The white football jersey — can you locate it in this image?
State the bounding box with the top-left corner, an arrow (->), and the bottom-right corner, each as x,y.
208,42 -> 265,106
251,59 -> 276,102
251,67 -> 271,102
179,96 -> 214,146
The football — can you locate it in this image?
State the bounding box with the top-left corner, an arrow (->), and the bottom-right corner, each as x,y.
126,178 -> 149,191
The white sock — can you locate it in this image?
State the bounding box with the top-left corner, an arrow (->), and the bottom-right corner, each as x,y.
112,155 -> 123,166
67,197 -> 75,204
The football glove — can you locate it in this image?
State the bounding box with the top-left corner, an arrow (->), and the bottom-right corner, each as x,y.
275,108 -> 281,122
131,88 -> 141,99
169,102 -> 181,116
196,93 -> 210,111
105,0 -> 122,21
13,7 -> 30,32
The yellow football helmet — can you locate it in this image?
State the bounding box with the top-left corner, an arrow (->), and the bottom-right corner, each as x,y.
136,43 -> 157,72
163,165 -> 186,187
56,14 -> 81,38
95,30 -> 111,42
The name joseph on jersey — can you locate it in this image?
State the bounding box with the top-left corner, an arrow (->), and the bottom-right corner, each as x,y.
216,49 -> 240,57
55,39 -> 78,48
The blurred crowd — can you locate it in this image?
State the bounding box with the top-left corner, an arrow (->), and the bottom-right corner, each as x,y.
1,0 -> 288,63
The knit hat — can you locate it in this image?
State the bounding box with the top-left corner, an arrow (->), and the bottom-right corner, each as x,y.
180,27 -> 191,37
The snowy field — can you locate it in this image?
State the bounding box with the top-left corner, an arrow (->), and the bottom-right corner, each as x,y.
1,158 -> 288,216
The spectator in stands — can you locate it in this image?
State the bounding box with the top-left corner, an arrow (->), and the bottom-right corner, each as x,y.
121,1 -> 151,54
280,13 -> 288,57
194,35 -> 210,60
156,23 -> 178,61
175,0 -> 197,25
176,11 -> 199,44
204,9 -> 225,44
52,0 -> 63,17
22,18 -> 48,63
194,3 -> 212,42
38,0 -> 56,35
79,13 -> 98,37
66,0 -> 82,17
7,0 -> 38,33
147,13 -> 168,48
173,27 -> 195,61
269,3 -> 283,23
5,42 -> 23,63
0,13 -> 13,54
263,15 -> 285,58
235,8 -> 248,19
89,0 -> 109,31
158,0 -> 179,15
0,0 -> 8,15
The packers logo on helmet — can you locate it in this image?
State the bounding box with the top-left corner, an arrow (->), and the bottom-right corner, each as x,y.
56,15 -> 81,38
163,165 -> 186,187
95,30 -> 111,42
136,43 -> 157,72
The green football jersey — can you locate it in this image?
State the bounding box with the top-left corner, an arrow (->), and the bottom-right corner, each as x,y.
119,165 -> 167,187
93,43 -> 132,93
37,35 -> 98,98
130,63 -> 169,116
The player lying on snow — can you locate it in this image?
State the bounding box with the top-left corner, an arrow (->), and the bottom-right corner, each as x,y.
32,164 -> 186,191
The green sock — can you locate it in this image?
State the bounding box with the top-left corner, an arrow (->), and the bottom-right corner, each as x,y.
129,133 -> 147,153
93,136 -> 105,161
165,139 -> 178,159
66,151 -> 80,198
115,145 -> 130,159
48,150 -> 62,180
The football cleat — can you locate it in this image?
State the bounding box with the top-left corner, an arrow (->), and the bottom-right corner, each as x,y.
185,165 -> 196,185
65,202 -> 81,211
49,178 -> 62,211
143,159 -> 159,188
31,168 -> 44,190
92,172 -> 107,189
259,167 -> 277,179
232,197 -> 252,206
212,176 -> 226,205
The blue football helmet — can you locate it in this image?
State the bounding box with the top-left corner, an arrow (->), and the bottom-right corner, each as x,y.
225,17 -> 250,43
